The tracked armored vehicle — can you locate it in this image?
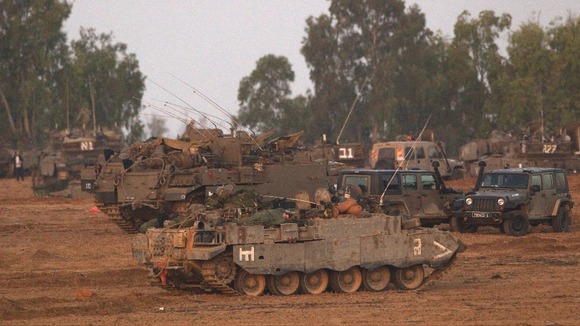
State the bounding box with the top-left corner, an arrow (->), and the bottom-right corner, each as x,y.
460,124 -> 580,177
131,209 -> 466,296
0,147 -> 15,178
90,127 -> 345,233
32,127 -> 123,196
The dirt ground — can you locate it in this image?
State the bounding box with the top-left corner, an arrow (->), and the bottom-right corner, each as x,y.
0,175 -> 579,325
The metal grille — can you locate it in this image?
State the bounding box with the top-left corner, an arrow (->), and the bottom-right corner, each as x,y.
152,234 -> 174,257
470,198 -> 498,211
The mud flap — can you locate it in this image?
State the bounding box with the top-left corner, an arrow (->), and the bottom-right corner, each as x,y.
131,234 -> 149,264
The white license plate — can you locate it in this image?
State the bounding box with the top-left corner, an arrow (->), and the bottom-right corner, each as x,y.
471,212 -> 490,218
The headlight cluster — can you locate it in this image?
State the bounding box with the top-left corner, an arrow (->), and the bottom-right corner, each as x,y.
465,198 -> 473,205
497,198 -> 505,206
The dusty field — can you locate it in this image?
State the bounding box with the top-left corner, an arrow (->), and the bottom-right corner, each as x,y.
0,175 -> 579,325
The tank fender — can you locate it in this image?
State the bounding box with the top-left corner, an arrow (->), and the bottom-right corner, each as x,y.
232,229 -> 465,274
400,230 -> 465,269
186,243 -> 226,261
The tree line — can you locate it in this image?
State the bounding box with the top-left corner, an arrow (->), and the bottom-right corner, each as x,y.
1,0 -> 577,157
0,0 -> 145,148
237,0 -> 579,155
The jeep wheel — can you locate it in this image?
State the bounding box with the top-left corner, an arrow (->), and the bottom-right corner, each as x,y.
450,216 -> 478,233
503,211 -> 529,236
552,206 -> 571,232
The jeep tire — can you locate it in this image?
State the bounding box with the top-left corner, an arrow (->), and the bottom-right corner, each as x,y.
552,206 -> 571,232
450,216 -> 478,233
503,211 -> 529,236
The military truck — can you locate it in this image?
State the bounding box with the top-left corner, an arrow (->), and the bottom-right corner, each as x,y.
370,140 -> 463,179
337,162 -> 464,228
451,162 -> 574,236
131,207 -> 466,296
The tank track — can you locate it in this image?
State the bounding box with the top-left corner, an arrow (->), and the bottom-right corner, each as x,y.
416,251 -> 459,291
201,254 -> 239,295
96,202 -> 139,234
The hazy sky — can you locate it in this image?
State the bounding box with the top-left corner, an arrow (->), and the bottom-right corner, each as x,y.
63,0 -> 578,136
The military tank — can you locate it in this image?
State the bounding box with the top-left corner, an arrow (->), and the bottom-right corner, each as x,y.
460,124 -> 580,177
90,126 -> 346,233
31,127 -> 124,196
0,147 -> 14,178
131,206 -> 466,296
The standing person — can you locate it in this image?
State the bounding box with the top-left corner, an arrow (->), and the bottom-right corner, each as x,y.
13,151 -> 24,181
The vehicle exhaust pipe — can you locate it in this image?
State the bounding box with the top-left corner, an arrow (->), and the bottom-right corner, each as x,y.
474,161 -> 487,191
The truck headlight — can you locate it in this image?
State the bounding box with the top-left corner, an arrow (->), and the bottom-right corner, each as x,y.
465,198 -> 473,206
497,198 -> 505,206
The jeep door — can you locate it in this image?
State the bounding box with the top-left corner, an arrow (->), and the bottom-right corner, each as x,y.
399,173 -> 422,217
528,173 -> 551,219
418,173 -> 447,219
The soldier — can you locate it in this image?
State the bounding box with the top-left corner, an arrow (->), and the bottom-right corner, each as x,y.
13,151 -> 24,181
76,106 -> 91,130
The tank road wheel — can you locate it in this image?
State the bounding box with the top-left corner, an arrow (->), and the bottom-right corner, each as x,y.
552,206 -> 571,232
267,272 -> 300,296
329,267 -> 362,293
234,270 -> 266,296
450,216 -> 479,233
207,255 -> 237,284
503,211 -> 529,237
393,265 -> 425,291
300,269 -> 329,295
362,266 -> 391,292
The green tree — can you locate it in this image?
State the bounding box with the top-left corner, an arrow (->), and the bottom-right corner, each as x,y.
0,0 -> 72,145
545,15 -> 579,128
237,54 -> 295,133
451,10 -> 512,137
498,21 -> 551,131
302,0 -> 445,143
68,28 -> 145,139
0,1 -> 146,146
491,15 -> 579,135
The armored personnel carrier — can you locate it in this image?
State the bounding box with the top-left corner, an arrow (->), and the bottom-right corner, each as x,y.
90,127 -> 345,233
460,124 -> 580,177
0,147 -> 14,178
131,208 -> 466,296
32,127 -> 123,196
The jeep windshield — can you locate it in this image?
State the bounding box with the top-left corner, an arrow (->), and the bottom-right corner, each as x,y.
480,173 -> 529,189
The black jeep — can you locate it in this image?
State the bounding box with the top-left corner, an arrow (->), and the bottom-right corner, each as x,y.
337,162 -> 464,228
452,162 -> 574,236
